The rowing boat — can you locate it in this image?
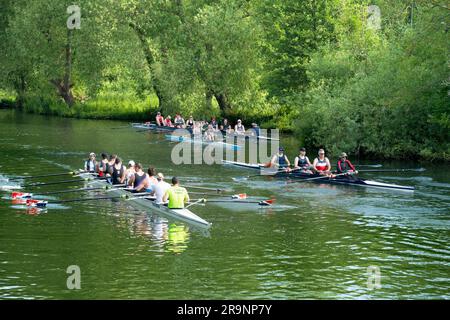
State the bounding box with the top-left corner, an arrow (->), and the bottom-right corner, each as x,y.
132,123 -> 279,141
222,160 -> 414,191
80,173 -> 212,228
166,134 -> 241,151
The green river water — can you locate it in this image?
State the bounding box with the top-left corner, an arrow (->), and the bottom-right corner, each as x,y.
0,110 -> 449,299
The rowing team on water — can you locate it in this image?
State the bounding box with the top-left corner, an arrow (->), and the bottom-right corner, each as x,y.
84,153 -> 190,210
270,147 -> 358,178
153,112 -> 261,140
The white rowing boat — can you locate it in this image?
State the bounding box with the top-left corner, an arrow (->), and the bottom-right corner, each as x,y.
80,173 -> 212,228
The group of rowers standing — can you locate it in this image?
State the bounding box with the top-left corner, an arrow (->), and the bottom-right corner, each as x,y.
270,147 -> 358,177
83,153 -> 190,209
154,112 -> 260,140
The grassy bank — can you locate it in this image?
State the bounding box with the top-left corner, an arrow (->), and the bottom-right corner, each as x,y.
13,94 -> 159,121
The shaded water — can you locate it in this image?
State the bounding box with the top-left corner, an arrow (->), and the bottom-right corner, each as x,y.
0,110 -> 449,299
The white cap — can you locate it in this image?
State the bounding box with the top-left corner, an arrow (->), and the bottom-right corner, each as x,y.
89,152 -> 96,157
157,173 -> 164,180
128,160 -> 135,166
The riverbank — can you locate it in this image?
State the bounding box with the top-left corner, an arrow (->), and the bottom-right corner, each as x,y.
1,93 -> 448,162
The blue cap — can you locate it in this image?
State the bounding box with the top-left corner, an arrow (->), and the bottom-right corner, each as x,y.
279,147 -> 284,151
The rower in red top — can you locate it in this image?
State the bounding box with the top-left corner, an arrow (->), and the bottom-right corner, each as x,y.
313,149 -> 332,176
165,115 -> 173,127
155,112 -> 164,126
336,152 -> 358,177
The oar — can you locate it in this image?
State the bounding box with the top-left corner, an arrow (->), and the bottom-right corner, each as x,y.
285,172 -> 352,185
37,186 -> 108,195
185,198 -> 206,209
233,167 -> 302,181
26,178 -> 92,187
7,171 -> 79,181
356,164 -> 382,168
358,168 -> 425,173
190,198 -> 274,206
185,185 -> 232,193
188,191 -> 248,199
27,195 -> 125,207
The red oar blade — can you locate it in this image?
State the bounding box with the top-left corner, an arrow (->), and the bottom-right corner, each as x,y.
26,199 -> 48,208
12,192 -> 33,199
231,193 -> 247,199
258,199 -> 275,206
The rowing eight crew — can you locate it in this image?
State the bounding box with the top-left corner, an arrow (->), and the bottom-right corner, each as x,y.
270,148 -> 358,177
154,112 -> 260,137
84,153 -> 190,210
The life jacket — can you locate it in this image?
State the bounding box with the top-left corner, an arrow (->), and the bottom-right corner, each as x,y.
236,124 -> 245,132
315,157 -> 328,171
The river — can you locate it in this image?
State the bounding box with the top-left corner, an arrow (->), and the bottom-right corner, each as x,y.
0,110 -> 448,299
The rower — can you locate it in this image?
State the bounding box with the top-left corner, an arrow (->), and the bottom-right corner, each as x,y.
271,147 -> 291,171
152,173 -> 171,204
251,123 -> 260,137
174,113 -> 185,128
124,160 -> 136,184
204,124 -> 215,142
111,157 -> 126,185
165,115 -> 173,127
294,147 -> 313,173
186,115 -> 195,130
234,119 -> 245,135
155,112 -> 164,126
313,149 -> 333,176
225,125 -> 234,135
98,153 -> 109,177
163,177 -> 190,209
84,152 -> 97,173
336,152 -> 358,177
210,117 -> 218,130
135,166 -> 158,192
219,118 -> 229,131
128,163 -> 146,189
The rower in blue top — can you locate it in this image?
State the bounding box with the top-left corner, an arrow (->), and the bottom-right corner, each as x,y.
270,147 -> 291,172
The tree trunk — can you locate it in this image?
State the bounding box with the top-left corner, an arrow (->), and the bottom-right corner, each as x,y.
129,22 -> 164,109
213,92 -> 231,113
50,29 -> 75,106
15,75 -> 26,109
205,89 -> 213,110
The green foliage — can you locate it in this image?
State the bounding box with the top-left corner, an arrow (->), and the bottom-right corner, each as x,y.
0,0 -> 448,160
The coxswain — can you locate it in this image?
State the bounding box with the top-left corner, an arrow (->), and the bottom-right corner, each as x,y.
165,115 -> 173,127
163,176 -> 190,209
336,152 -> 358,177
155,112 -> 164,126
111,157 -> 126,185
294,147 -> 313,173
84,152 -> 97,173
271,147 -> 291,171
234,119 -> 245,135
152,173 -> 171,204
313,149 -> 332,176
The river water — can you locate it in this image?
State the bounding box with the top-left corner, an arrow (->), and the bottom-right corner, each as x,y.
0,110 -> 448,299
